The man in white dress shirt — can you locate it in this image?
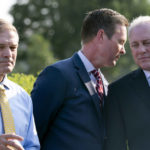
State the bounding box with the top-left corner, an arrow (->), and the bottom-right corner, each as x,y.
0,19 -> 40,150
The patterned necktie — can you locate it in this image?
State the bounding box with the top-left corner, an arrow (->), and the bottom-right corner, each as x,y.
0,85 -> 16,134
91,69 -> 104,107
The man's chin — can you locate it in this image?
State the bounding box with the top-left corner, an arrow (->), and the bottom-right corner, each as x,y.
113,61 -> 117,66
109,61 -> 116,67
0,67 -> 14,75
140,63 -> 150,71
103,60 -> 117,67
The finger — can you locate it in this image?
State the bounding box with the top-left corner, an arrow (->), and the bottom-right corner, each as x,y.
7,140 -> 24,150
0,143 -> 11,150
0,135 -> 9,146
2,134 -> 23,141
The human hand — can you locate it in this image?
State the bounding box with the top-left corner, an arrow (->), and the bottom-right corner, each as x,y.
0,134 -> 24,150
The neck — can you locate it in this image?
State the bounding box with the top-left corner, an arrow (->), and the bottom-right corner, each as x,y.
0,75 -> 5,82
81,44 -> 102,69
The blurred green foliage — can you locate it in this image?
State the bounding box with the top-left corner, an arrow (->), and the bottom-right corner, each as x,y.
13,33 -> 57,75
8,73 -> 36,94
10,0 -> 150,81
15,33 -> 57,75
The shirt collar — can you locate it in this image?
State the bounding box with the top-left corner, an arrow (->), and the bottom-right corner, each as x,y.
143,70 -> 150,80
0,75 -> 10,90
77,50 -> 95,73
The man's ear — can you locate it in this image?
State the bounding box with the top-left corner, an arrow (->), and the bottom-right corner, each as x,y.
96,29 -> 105,42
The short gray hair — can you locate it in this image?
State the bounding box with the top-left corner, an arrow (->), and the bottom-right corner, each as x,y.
128,16 -> 150,37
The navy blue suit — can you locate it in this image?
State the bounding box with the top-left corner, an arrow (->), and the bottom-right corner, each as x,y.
105,68 -> 150,150
31,53 -> 108,150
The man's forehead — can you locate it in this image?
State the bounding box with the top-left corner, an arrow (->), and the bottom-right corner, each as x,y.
129,23 -> 150,41
115,24 -> 127,31
131,22 -> 150,32
0,31 -> 19,43
0,30 -> 18,37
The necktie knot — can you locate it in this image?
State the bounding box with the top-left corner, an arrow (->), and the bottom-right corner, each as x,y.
91,69 -> 100,80
0,85 -> 5,90
0,85 -> 7,102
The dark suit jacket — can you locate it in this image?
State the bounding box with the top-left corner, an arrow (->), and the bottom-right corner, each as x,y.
31,53 -> 108,150
105,68 -> 150,150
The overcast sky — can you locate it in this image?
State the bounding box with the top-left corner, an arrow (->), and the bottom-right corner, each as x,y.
0,0 -> 17,22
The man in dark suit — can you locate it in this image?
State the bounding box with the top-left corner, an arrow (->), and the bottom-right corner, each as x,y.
105,16 -> 150,150
31,8 -> 128,150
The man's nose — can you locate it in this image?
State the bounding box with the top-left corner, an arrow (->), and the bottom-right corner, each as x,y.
3,47 -> 11,57
139,45 -> 146,53
120,46 -> 126,55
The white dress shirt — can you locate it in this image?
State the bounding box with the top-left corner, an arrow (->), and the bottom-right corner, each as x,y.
78,50 -> 102,89
143,70 -> 150,86
0,76 -> 40,150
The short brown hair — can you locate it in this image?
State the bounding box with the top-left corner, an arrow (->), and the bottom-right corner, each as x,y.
81,8 -> 129,44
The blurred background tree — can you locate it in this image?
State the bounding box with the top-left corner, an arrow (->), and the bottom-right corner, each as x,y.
14,33 -> 57,75
9,0 -> 150,81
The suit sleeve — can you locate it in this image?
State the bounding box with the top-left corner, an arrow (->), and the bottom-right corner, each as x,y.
31,66 -> 67,144
104,86 -> 127,150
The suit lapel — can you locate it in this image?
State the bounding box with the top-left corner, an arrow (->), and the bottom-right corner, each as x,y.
130,68 -> 150,104
72,53 -> 103,117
